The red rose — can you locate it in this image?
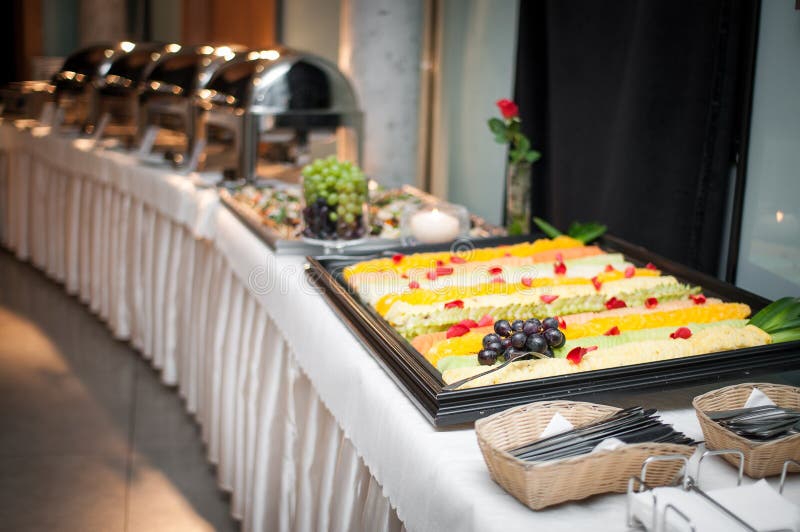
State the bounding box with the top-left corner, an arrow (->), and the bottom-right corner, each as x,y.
496,99 -> 519,119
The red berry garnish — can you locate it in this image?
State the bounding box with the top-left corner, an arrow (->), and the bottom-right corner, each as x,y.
591,276 -> 602,291
408,280 -> 420,289
446,324 -> 471,338
540,294 -> 559,304
646,262 -> 658,270
645,297 -> 658,309
521,277 -> 533,287
557,316 -> 567,329
488,266 -> 503,275
450,255 -> 466,264
392,253 -> 404,264
689,294 -> 706,305
458,319 -> 479,329
444,299 -> 464,309
566,345 -> 598,364
426,271 -> 437,281
624,266 -> 635,278
605,264 -> 615,272
478,314 -> 494,327
436,259 -> 445,267
605,297 -> 627,310
604,326 -> 621,336
670,327 -> 692,339
554,261 -> 567,275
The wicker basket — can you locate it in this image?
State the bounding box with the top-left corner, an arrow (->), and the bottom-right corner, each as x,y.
693,383 -> 800,478
474,400 -> 694,510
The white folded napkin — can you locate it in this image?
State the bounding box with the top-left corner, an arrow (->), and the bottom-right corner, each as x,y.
538,412 -> 625,454
744,387 -> 777,408
631,479 -> 800,531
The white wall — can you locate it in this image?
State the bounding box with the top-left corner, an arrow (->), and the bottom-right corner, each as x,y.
432,0 -> 519,225
736,1 -> 800,299
282,0 -> 341,63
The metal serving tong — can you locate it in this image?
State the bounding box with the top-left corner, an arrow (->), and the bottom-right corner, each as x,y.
509,407 -> 695,462
441,350 -> 550,391
707,405 -> 800,441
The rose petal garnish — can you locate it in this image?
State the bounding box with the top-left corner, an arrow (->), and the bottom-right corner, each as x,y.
444,299 -> 464,309
450,255 -> 466,264
605,264 -> 615,272
392,253 -> 404,264
555,252 -> 563,262
645,297 -> 658,309
604,326 -> 621,336
554,261 -> 567,275
504,252 -> 512,257
540,294 -> 559,304
436,266 -> 454,276
624,266 -> 636,278
458,319 -> 479,329
478,314 -> 494,327
488,266 -> 503,275
436,259 -> 445,267
605,297 -> 627,310
646,262 -> 657,270
591,276 -> 602,291
521,277 -> 533,287
689,294 -> 707,305
408,280 -> 420,289
670,327 -> 692,339
557,316 -> 567,329
446,324 -> 470,339
426,271 -> 437,281
566,345 -> 598,364
492,276 -> 505,284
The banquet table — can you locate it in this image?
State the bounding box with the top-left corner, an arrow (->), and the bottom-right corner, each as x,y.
1,122 -> 798,532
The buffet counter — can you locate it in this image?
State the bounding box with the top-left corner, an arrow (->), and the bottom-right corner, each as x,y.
1,123 -> 798,532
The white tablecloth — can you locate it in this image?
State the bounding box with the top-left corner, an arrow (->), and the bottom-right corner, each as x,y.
1,123 -> 797,532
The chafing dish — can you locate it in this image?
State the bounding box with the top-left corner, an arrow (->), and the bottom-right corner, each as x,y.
51,42 -> 134,130
197,48 -> 363,183
138,44 -> 245,165
91,42 -> 181,144
0,80 -> 55,120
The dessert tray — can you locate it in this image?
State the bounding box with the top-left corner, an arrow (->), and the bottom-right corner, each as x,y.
219,182 -> 504,255
306,234 -> 800,427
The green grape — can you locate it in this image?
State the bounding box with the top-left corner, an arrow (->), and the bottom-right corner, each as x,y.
327,193 -> 338,205
329,212 -> 338,222
302,164 -> 313,176
337,205 -> 346,215
344,212 -> 355,224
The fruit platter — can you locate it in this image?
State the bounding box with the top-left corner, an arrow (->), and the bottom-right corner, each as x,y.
306,234 -> 800,426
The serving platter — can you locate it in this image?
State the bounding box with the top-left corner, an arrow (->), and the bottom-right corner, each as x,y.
305,234 -> 800,427
220,183 -> 504,255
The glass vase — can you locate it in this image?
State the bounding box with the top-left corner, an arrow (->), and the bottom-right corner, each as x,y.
505,161 -> 532,235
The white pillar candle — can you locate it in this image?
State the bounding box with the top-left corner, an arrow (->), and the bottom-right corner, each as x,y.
410,208 -> 461,244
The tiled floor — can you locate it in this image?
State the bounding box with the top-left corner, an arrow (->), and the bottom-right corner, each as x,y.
0,250 -> 239,532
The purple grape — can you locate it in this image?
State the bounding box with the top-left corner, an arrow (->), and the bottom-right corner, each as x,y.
542,317 -> 559,331
510,332 -> 527,349
477,349 -> 498,366
482,333 -> 501,348
525,334 -> 548,354
544,328 -> 566,348
523,318 -> 542,335
486,341 -> 503,353
494,320 -> 512,337
511,320 -> 525,332
500,337 -> 512,349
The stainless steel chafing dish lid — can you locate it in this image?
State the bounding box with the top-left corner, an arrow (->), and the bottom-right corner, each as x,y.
98,42 -> 175,96
199,48 -> 359,121
143,44 -> 246,98
52,42 -> 134,93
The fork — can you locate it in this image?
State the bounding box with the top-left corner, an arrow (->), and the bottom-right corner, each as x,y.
441,351 -> 549,391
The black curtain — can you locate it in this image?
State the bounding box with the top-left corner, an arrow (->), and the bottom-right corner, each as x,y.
515,0 -> 757,275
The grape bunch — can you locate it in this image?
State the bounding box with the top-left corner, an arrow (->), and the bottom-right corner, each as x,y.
301,156 -> 368,240
477,317 -> 566,366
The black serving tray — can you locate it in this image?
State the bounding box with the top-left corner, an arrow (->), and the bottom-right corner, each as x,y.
305,234 -> 800,427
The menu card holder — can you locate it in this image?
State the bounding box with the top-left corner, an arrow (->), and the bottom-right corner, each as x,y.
136,125 -> 159,156
180,137 -> 206,175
